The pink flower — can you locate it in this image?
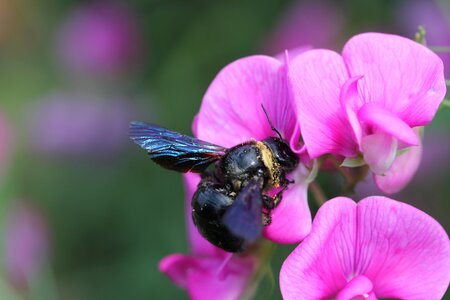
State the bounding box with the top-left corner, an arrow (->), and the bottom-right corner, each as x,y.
193,54 -> 311,244
263,0 -> 343,55
4,202 -> 49,293
159,173 -> 258,300
29,91 -> 134,158
280,196 -> 450,300
56,1 -> 142,76
290,32 -> 446,193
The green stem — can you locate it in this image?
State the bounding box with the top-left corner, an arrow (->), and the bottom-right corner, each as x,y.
242,242 -> 276,300
310,181 -> 327,206
328,155 -> 353,184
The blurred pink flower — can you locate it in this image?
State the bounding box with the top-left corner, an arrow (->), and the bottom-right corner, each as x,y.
4,202 -> 49,292
263,0 -> 343,55
56,1 -> 142,76
159,173 -> 258,300
290,32 -> 446,194
0,112 -> 11,174
193,54 -> 311,244
29,91 -> 134,157
396,0 -> 450,77
280,196 -> 450,300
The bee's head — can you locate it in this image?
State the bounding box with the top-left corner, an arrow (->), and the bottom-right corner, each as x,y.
263,137 -> 298,172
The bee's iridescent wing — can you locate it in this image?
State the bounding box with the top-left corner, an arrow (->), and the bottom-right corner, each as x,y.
222,178 -> 263,242
130,121 -> 226,173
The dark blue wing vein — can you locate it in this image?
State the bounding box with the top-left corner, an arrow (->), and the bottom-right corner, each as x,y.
130,121 -> 226,173
222,178 -> 263,241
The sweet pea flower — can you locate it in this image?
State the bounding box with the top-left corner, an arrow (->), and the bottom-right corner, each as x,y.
280,196 -> 450,300
159,173 -> 258,300
193,54 -> 312,244
56,1 -> 142,76
29,91 -> 134,157
263,0 -> 343,55
290,32 -> 446,194
4,202 -> 49,293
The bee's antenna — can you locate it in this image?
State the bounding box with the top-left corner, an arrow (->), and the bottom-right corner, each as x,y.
261,104 -> 283,139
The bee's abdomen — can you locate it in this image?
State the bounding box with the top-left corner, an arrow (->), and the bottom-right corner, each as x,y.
191,181 -> 246,252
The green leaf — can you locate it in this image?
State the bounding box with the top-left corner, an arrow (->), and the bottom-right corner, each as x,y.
306,159 -> 320,184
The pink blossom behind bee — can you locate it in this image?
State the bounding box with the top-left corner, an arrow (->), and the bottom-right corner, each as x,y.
4,202 -> 49,293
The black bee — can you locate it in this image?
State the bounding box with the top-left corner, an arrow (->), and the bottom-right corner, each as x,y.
130,109 -> 298,252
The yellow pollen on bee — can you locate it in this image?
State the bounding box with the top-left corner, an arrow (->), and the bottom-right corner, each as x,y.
255,141 -> 281,188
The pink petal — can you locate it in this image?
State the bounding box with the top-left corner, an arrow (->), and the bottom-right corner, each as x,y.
160,253 -> 255,300
290,49 -> 357,158
183,173 -> 224,256
5,203 -> 49,292
283,51 -> 305,155
275,50 -> 298,142
280,197 -> 357,299
187,260 -> 254,300
263,182 -> 311,244
340,76 -> 364,149
336,275 -> 374,300
159,254 -> 199,289
342,32 -> 446,127
355,197 -> 450,299
273,46 -> 312,61
280,196 -> 450,300
361,131 -> 398,175
288,122 -> 303,155
358,103 -> 419,146
374,129 -> 423,194
191,113 -> 199,137
195,55 -> 295,147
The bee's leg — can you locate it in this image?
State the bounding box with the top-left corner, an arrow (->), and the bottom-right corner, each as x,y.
272,183 -> 291,207
262,212 -> 272,226
262,194 -> 276,210
262,184 -> 290,210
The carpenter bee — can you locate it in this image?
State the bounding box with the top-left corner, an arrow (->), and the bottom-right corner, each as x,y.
130,108 -> 298,252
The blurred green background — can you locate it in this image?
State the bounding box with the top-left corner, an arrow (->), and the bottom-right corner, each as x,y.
0,0 -> 449,299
